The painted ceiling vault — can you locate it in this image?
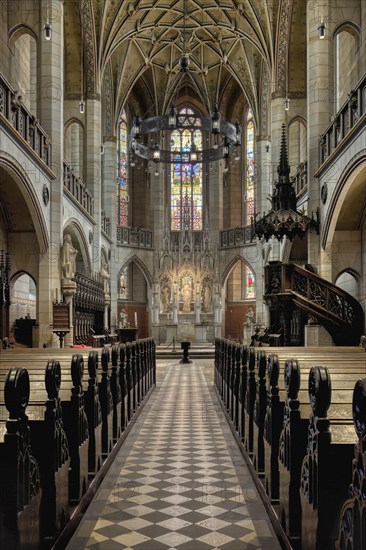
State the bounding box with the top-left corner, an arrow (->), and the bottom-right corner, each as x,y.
65,1 -> 303,133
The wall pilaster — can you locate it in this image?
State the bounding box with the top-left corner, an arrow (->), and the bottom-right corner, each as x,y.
37,0 -> 64,346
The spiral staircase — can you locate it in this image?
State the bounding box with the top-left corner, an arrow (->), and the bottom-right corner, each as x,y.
265,262 -> 364,346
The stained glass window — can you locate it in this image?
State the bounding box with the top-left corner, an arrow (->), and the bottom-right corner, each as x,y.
245,109 -> 255,225
171,109 -> 203,231
119,266 -> 128,300
118,110 -> 128,226
245,267 -> 256,299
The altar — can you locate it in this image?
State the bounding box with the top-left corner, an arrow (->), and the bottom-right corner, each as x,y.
116,327 -> 138,343
151,224 -> 223,343
160,320 -> 212,343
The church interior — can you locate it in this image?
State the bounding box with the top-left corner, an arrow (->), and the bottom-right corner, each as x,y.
0,0 -> 365,549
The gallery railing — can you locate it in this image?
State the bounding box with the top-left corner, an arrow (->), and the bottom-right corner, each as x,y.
63,161 -> 94,218
117,226 -> 153,248
319,72 -> 366,167
220,226 -> 252,248
0,72 -> 52,168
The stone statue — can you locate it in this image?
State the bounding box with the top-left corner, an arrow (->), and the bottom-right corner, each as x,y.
182,283 -> 191,312
61,233 -> 78,280
203,283 -> 212,312
119,308 -> 128,328
161,285 -> 170,312
246,307 -> 254,325
100,259 -> 110,295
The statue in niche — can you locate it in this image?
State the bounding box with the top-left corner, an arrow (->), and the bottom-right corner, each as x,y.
100,259 -> 110,295
61,233 -> 78,280
161,285 -> 170,312
182,283 -> 191,313
203,283 -> 212,312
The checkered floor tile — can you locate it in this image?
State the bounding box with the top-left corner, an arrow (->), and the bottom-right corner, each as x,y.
66,361 -> 281,549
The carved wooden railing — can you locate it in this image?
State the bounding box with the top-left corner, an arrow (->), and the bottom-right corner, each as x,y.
319,72 -> 366,167
220,225 -> 252,248
0,73 -> 52,168
117,226 -> 153,248
291,159 -> 307,196
265,262 -> 364,345
0,250 -> 11,339
63,161 -> 94,218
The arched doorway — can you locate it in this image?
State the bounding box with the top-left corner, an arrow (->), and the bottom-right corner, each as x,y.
223,258 -> 256,341
9,272 -> 37,347
117,260 -> 149,338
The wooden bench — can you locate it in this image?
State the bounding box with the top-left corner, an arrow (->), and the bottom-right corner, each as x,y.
336,378 -> 366,550
0,368 -> 42,549
214,338 -> 366,550
0,339 -> 157,548
299,367 -> 355,550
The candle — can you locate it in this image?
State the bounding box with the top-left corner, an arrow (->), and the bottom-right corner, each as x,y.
55,288 -> 58,302
135,311 -> 138,327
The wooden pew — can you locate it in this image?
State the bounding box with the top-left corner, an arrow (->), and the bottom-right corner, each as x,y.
110,344 -> 122,442
263,357 -> 361,505
336,378 -> 366,550
0,338 -> 157,548
299,367 -> 355,550
244,348 -> 257,457
27,360 -> 70,544
84,351 -> 103,477
119,343 -> 128,430
61,354 -> 89,504
277,359 -> 307,548
99,348 -> 113,457
252,351 -> 267,477
0,367 -> 42,550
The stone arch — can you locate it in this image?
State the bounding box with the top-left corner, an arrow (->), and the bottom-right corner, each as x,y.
334,269 -> 360,300
0,153 -> 48,253
64,118 -> 84,179
8,25 -> 38,115
333,22 -> 361,110
118,255 -> 152,287
222,255 -> 256,341
322,151 -> 366,249
288,116 -> 307,176
221,255 -> 256,287
117,255 -> 151,337
9,270 -> 37,347
8,24 -> 37,47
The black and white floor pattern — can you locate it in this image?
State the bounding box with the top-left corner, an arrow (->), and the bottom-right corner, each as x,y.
67,361 -> 281,549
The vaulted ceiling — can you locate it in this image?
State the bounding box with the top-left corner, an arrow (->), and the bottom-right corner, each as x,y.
64,0 -> 304,133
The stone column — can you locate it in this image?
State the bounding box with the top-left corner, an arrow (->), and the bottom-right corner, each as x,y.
255,137 -> 271,327
172,281 -> 178,325
307,0 -> 334,277
152,282 -> 160,326
149,162 -> 165,252
208,160 -> 223,245
103,136 -> 118,323
85,97 -> 102,274
37,0 -> 64,347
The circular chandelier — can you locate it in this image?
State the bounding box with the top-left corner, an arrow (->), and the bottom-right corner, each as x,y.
129,49 -> 241,164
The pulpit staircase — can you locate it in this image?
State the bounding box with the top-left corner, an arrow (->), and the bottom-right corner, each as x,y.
265,262 -> 364,346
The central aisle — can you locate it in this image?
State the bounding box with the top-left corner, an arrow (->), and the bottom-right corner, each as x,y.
67,362 -> 281,549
